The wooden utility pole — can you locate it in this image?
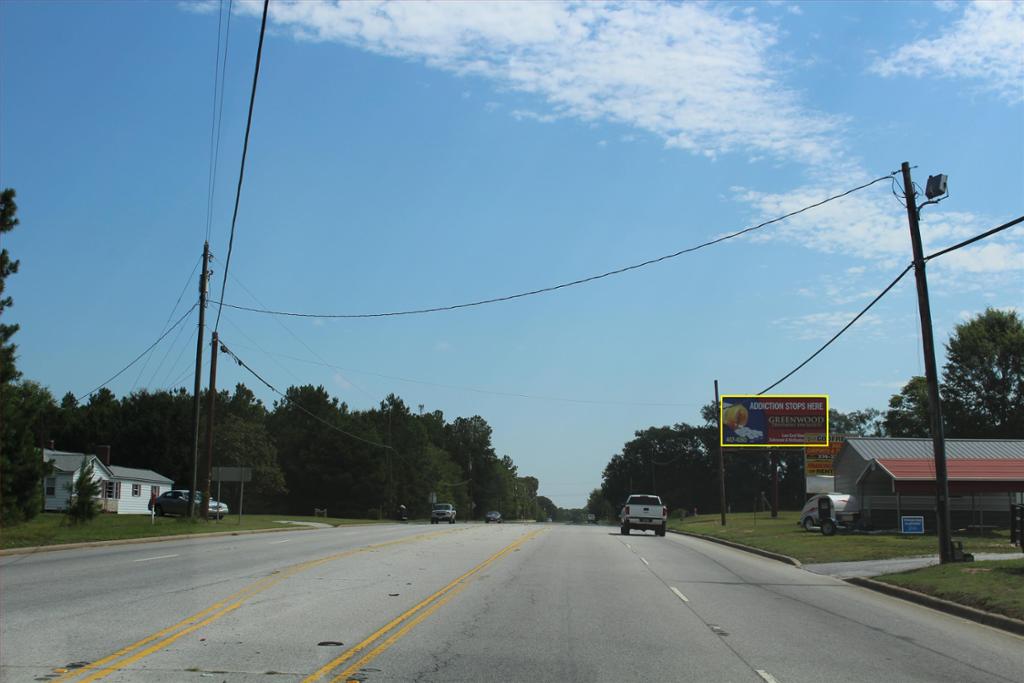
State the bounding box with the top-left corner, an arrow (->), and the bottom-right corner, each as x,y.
770,449 -> 779,518
901,161 -> 953,563
715,380 -> 727,526
202,330 -> 220,520
189,241 -> 210,519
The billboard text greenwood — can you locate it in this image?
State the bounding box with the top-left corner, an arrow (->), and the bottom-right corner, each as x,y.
719,395 -> 829,448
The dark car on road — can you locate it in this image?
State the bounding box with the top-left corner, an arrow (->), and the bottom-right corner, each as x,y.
153,490 -> 229,519
485,511 -> 502,523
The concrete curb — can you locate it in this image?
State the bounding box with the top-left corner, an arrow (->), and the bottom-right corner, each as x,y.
0,522 -> 385,557
667,528 -> 803,568
846,576 -> 1024,637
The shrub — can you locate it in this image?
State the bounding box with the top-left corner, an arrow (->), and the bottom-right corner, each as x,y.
66,458 -> 100,524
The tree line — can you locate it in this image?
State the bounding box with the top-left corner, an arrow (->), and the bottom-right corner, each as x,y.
8,381 -> 545,523
589,308 -> 1024,519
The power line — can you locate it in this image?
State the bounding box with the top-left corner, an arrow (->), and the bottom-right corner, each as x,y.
758,214 -> 1024,395
211,172 -> 899,319
223,340 -> 699,408
204,0 -> 235,243
228,271 -> 377,403
214,0 -> 269,333
76,303 -> 198,403
219,338 -> 396,452
145,304 -> 197,388
130,255 -> 201,391
758,264 -> 914,395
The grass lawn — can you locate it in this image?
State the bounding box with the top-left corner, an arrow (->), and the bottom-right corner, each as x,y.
666,511 -> 1018,564
1,512 -> 388,550
876,559 -> 1024,621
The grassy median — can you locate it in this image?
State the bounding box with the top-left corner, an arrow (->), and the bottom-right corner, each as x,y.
876,559 -> 1024,621
667,511 -> 1017,564
1,512 -> 388,550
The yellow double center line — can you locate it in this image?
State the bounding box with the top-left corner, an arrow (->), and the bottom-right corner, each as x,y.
56,528 -> 457,682
305,528 -> 544,683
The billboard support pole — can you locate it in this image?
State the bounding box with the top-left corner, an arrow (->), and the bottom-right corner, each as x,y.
770,448 -> 779,518
714,380 -> 726,527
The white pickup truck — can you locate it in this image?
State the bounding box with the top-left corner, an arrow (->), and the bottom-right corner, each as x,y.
620,494 -> 668,536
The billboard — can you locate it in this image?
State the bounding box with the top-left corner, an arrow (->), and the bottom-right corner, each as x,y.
720,395 -> 829,447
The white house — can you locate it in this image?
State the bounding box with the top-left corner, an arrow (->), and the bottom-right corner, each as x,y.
42,447 -> 174,514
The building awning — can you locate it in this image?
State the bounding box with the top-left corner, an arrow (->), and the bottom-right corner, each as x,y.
874,458 -> 1024,494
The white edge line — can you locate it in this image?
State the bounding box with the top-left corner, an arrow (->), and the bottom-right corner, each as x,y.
133,554 -> 179,562
640,557 -> 650,566
756,670 -> 779,683
625,544 -> 631,549
670,586 -> 689,602
270,539 -> 291,544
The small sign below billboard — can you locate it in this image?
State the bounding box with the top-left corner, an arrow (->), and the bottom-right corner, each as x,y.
720,395 -> 829,447
901,516 -> 925,534
212,466 -> 252,482
805,435 -> 846,477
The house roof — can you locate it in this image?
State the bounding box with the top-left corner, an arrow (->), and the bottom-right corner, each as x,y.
843,437 -> 1024,461
108,465 -> 173,485
43,450 -> 113,477
873,458 -> 1024,481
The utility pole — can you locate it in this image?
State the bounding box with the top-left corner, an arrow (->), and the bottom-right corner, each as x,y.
189,241 -> 210,519
770,448 -> 779,518
202,330 -> 220,520
714,380 -> 727,526
901,161 -> 953,563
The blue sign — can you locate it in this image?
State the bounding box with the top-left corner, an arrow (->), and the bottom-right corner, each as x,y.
901,516 -> 925,534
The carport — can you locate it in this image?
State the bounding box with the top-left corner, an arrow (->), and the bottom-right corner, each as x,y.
860,458 -> 1024,530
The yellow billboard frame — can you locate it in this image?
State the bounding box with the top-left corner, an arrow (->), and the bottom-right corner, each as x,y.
719,394 -> 829,448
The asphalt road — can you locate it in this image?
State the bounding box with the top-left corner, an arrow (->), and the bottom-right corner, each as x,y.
2,523 -> 1022,682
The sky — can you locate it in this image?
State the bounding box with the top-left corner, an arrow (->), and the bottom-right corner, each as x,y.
2,0 -> 1022,507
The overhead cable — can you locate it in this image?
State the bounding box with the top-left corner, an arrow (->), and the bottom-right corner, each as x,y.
76,303 -> 198,403
212,172 -> 900,319
204,0 -> 235,242
222,339 -> 698,408
213,0 -> 269,333
219,339 -> 395,451
758,214 -> 1024,394
131,255 -> 202,390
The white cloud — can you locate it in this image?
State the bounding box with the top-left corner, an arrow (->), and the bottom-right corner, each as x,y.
239,0 -> 841,163
773,311 -> 882,340
872,1 -> 1024,104
931,242 -> 1024,273
179,0 -> 219,15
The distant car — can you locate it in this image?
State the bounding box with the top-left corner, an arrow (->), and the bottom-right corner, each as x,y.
485,511 -> 503,524
153,490 -> 229,519
586,513 -> 597,524
431,503 -> 456,524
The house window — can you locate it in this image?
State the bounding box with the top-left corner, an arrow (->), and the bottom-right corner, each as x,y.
105,481 -> 121,499
132,484 -> 141,497
45,478 -> 56,496
151,485 -> 160,497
